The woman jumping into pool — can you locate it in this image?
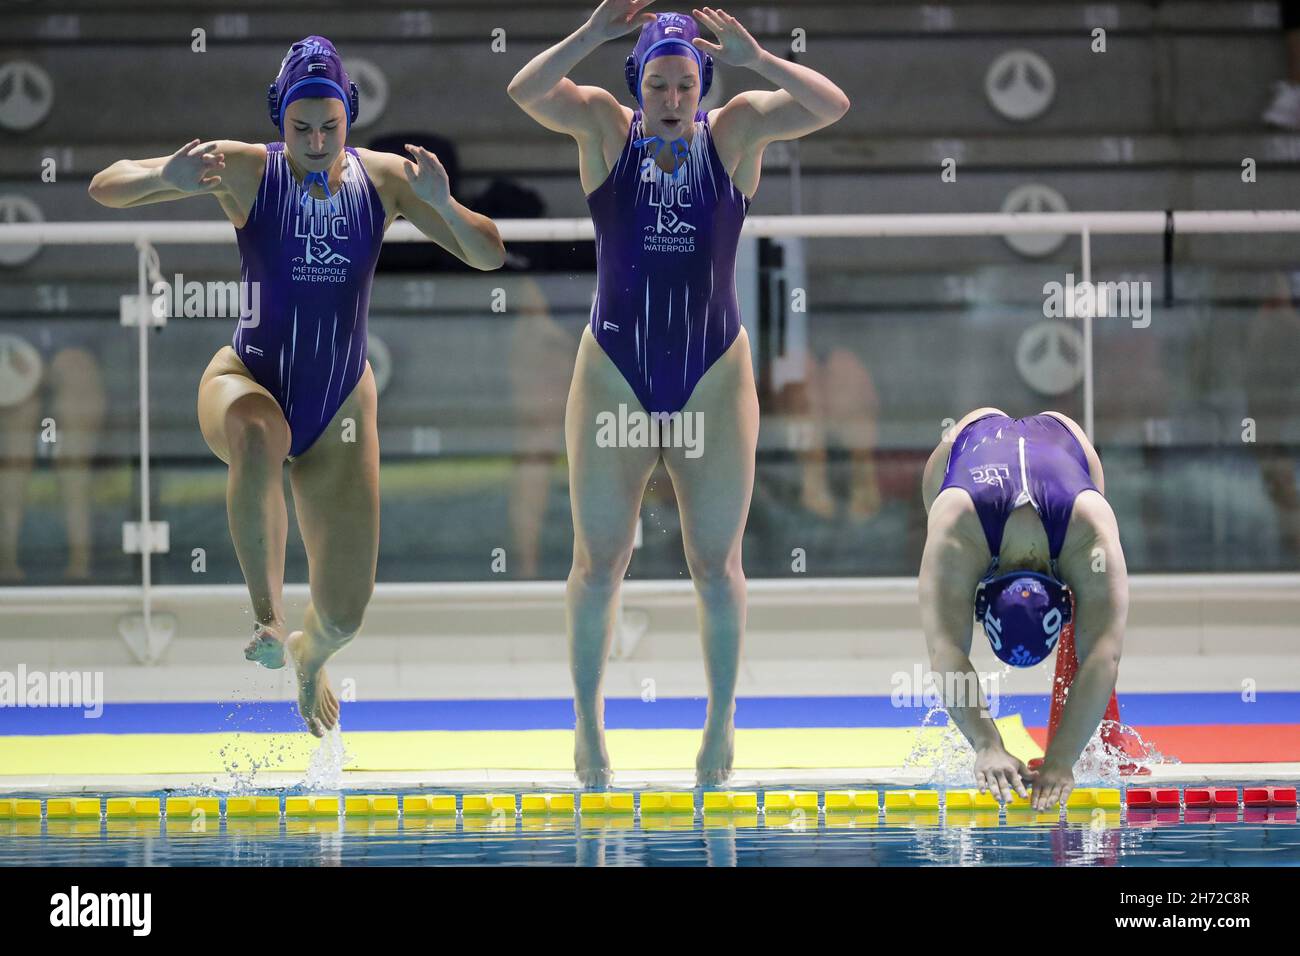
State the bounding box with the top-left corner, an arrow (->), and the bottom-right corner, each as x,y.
89,36 -> 504,736
919,408 -> 1130,810
509,4 -> 849,785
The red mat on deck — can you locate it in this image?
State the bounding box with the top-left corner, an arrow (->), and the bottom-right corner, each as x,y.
1025,724 -> 1300,763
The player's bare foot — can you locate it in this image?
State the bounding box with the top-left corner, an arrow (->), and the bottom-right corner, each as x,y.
287,629 -> 340,737
695,717 -> 735,788
244,621 -> 288,669
574,713 -> 613,789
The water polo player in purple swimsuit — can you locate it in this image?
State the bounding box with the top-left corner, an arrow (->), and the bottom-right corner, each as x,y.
90,36 -> 504,736
920,407 -> 1131,810
510,4 -> 850,786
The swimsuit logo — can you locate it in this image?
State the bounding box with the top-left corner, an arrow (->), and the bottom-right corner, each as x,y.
644,179 -> 696,252
602,320 -> 620,332
244,344 -> 264,357
649,206 -> 695,235
291,210 -> 352,280
970,464 -> 1012,488
646,180 -> 692,217
305,235 -> 350,265
293,211 -> 349,244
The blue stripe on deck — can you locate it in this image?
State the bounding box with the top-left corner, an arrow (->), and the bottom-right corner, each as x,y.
0,692 -> 1296,735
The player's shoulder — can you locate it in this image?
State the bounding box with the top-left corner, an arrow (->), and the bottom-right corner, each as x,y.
213,140 -> 267,170
207,141 -> 267,201
581,86 -> 632,140
704,94 -> 757,156
350,146 -> 399,180
581,101 -> 633,170
351,147 -> 414,207
708,91 -> 761,130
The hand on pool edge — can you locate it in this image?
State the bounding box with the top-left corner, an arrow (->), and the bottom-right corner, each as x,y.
1028,758 -> 1075,811
974,745 -> 1032,804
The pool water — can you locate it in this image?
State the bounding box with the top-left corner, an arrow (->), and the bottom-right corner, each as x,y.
2,785 -> 1297,866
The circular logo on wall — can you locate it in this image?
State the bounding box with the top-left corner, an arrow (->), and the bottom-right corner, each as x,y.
0,60 -> 55,131
0,194 -> 44,266
985,49 -> 1055,122
1015,320 -> 1084,396
344,57 -> 389,130
1000,183 -> 1069,258
0,334 -> 44,407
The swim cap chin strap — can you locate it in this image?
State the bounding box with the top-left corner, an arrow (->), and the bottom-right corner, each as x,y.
633,133 -> 691,180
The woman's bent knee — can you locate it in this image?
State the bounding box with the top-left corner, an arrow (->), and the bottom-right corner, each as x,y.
224,395 -> 290,463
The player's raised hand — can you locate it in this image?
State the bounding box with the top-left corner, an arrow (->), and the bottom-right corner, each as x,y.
587,0 -> 659,42
692,7 -> 762,68
403,144 -> 451,209
160,139 -> 225,193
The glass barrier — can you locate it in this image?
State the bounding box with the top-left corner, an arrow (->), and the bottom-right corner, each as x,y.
1,227 -> 1296,587
0,310 -> 139,586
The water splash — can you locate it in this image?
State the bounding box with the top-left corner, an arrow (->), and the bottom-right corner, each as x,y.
211,726 -> 349,795
1073,719 -> 1176,783
215,732 -> 298,795
206,667 -> 296,793
902,705 -> 978,787
903,706 -> 1175,792
188,665 -> 306,795
901,659 -> 1024,789
300,724 -> 350,790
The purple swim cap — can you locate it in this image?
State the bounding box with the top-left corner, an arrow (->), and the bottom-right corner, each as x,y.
625,12 -> 712,105
267,35 -> 358,134
974,571 -> 1073,668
